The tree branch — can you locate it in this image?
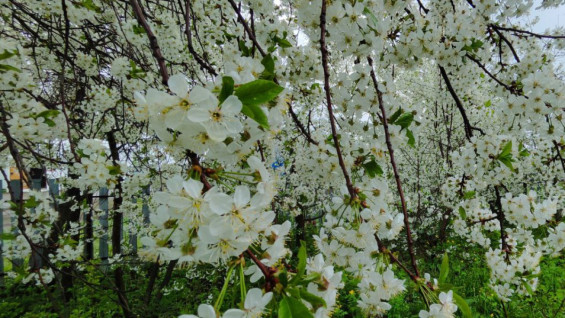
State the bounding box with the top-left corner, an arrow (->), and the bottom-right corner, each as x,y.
320,0 -> 355,199
368,56 -> 419,277
438,65 -> 484,141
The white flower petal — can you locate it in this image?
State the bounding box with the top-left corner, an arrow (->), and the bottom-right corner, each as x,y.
234,186 -> 250,208
184,179 -> 204,198
206,123 -> 227,141
197,304 -> 216,318
222,95 -> 242,115
189,86 -> 215,104
168,74 -> 189,98
222,309 -> 245,318
187,107 -> 211,122
208,192 -> 232,215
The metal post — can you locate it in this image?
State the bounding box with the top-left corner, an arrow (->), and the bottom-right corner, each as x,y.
9,180 -> 22,270
129,197 -> 137,255
47,179 -> 59,198
99,187 -> 109,271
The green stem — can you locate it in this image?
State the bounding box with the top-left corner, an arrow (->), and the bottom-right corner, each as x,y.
222,171 -> 254,177
335,203 -> 348,227
216,178 -> 235,191
239,261 -> 247,307
214,264 -> 236,312
222,174 -> 256,185
164,223 -> 179,242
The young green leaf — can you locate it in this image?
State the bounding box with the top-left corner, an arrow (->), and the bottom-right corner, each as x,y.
260,54 -> 275,80
219,76 -> 234,104
235,79 -> 283,129
279,296 -> 313,318
406,129 -> 416,147
235,79 -> 283,107
499,141 -> 512,158
439,253 -> 449,284
290,241 -> 307,285
0,50 -> 17,60
458,206 -> 467,219
363,159 -> 383,178
0,64 -> 21,73
452,292 -> 472,318
0,232 -> 17,240
388,108 -> 403,124
299,288 -> 326,309
463,191 -> 475,200
393,112 -> 414,130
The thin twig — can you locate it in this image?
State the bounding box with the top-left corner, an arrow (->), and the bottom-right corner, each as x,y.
491,24 -> 565,39
368,56 -> 420,277
320,0 -> 355,199
438,65 -> 484,141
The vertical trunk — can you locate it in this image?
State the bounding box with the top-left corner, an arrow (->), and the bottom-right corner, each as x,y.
107,131 -> 134,318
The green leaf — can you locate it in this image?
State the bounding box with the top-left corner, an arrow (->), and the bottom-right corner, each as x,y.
519,142 -> 530,157
297,241 -> 307,278
238,40 -> 251,57
463,191 -> 475,200
499,141 -> 512,158
299,288 -> 326,309
406,129 -> 415,147
107,165 -> 122,176
393,112 -> 414,130
235,79 -> 283,129
462,38 -> 484,53
0,64 -> 21,73
274,36 -> 292,48
300,272 -> 321,284
498,155 -> 515,172
0,49 -> 17,60
24,196 -> 40,209
235,80 -> 283,107
438,283 -> 455,291
484,100 -> 492,107
79,0 -> 101,12
439,253 -> 449,284
33,110 -> 60,127
452,292 -> 472,318
325,134 -> 341,147
219,76 -> 234,104
260,54 -> 275,80
279,296 -> 313,318
496,141 -> 515,172
523,279 -> 534,295
0,232 -> 17,240
279,270 -> 289,287
388,108 -> 403,124
287,287 -> 301,299
132,24 -> 146,35
290,241 -> 307,285
241,105 -> 269,129
363,159 -> 383,178
458,206 -> 467,219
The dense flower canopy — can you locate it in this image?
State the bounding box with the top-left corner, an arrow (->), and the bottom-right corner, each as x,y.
0,0 -> 564,317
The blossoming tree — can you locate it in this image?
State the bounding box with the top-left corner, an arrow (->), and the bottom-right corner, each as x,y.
0,0 -> 564,317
